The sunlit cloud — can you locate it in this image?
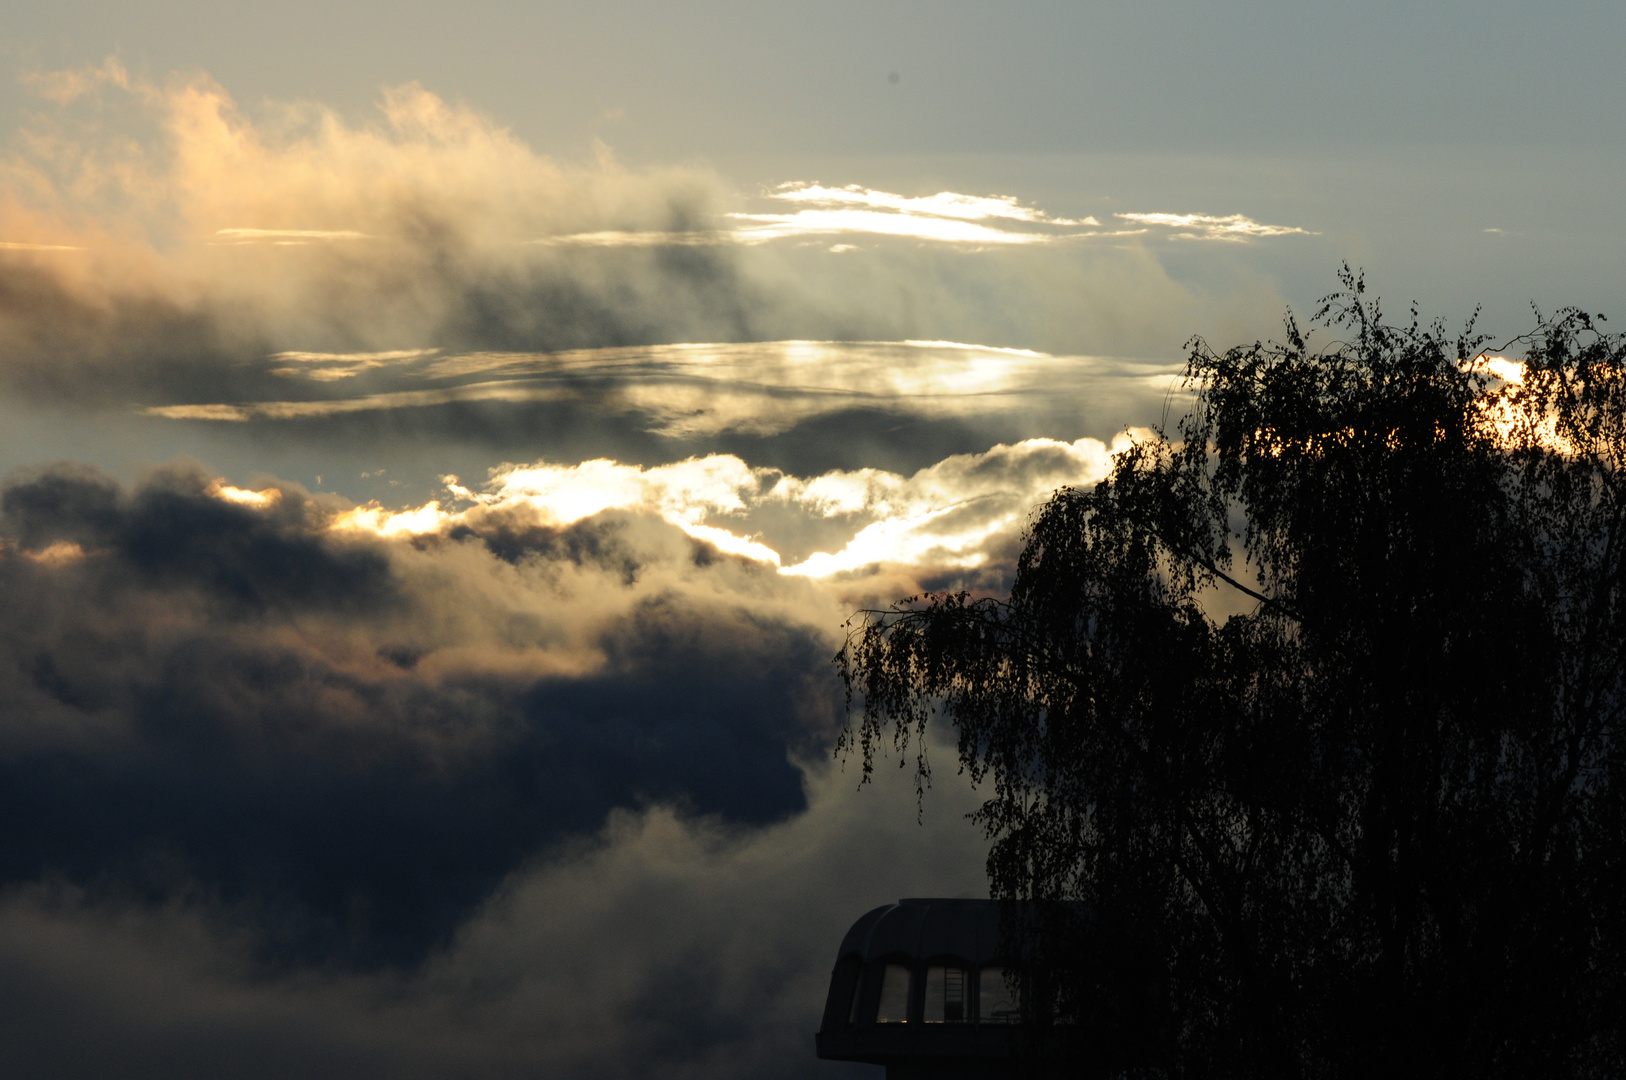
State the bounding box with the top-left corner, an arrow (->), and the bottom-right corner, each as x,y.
772,435 -> 1130,576
727,181 -> 1098,245
0,64 -> 756,396
333,499 -> 451,538
529,230 -> 731,247
766,183 -> 1095,225
270,348 -> 441,381
21,540 -> 88,565
212,228 -> 374,245
1115,212 -> 1314,241
208,480 -> 281,508
538,183 -> 1101,247
449,455 -> 785,564
531,183 -> 1311,250
728,208 -> 1060,245
318,433 -> 1134,582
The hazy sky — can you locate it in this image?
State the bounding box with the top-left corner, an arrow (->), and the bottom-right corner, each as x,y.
1,4 -> 1623,1078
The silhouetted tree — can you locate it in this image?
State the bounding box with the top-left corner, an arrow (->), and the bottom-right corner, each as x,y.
838,269 -> 1626,1078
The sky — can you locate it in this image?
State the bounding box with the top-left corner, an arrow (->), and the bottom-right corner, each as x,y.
0,3 -> 1623,1077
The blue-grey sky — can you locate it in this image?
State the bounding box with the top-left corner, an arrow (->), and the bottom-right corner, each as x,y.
0,5 -> 1623,1078
7,1 -> 1621,155
4,1 -> 1623,363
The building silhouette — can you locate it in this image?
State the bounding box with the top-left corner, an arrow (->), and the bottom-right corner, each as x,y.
815,898 -> 1026,1080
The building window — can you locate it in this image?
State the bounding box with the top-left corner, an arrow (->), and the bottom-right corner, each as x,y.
924,964 -> 969,1023
875,963 -> 912,1023
979,965 -> 1020,1024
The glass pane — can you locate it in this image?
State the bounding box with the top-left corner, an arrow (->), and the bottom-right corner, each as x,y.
924,965 -> 968,1023
979,965 -> 1020,1024
847,967 -> 862,1025
876,963 -> 912,1023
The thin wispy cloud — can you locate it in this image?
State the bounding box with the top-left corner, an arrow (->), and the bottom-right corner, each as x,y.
269,348 -> 441,381
728,207 -> 1059,245
142,340 -> 1183,442
727,181 -> 1099,245
766,184 -> 1094,225
722,182 -> 1100,245
0,241 -> 84,251
1115,211 -> 1315,241
538,184 -> 1311,249
212,228 -> 375,245
530,229 -> 731,247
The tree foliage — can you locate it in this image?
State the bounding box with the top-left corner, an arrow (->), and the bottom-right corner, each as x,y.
838,269 -> 1626,1077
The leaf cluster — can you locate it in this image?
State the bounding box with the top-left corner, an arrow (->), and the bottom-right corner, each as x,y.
836,269 -> 1626,1078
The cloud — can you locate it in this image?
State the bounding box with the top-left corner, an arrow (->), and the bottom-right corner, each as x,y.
0,63 -> 1300,429
0,60 -> 1310,1080
0,428 -> 1113,964
0,68 -> 774,405
0,241 -> 84,252
542,182 -> 1102,247
727,183 -> 1100,246
212,228 -> 376,245
323,431 -> 1134,591
0,745 -> 988,1080
764,184 -> 1094,226
139,340 -> 1184,483
0,462 -> 854,966
539,185 -> 1315,252
770,435 -> 1125,577
0,453 -> 1024,1077
1114,211 -> 1315,242
268,348 -> 441,381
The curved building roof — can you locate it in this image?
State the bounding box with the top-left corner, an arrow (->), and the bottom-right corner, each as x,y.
835,897 -> 1009,964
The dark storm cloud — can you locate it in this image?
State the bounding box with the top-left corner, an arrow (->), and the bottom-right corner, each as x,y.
0,239 -> 773,410
0,464 -> 836,969
0,260 -> 279,407
0,460 -> 998,1080
3,461 -> 392,610
441,242 -> 761,354
0,750 -> 989,1080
